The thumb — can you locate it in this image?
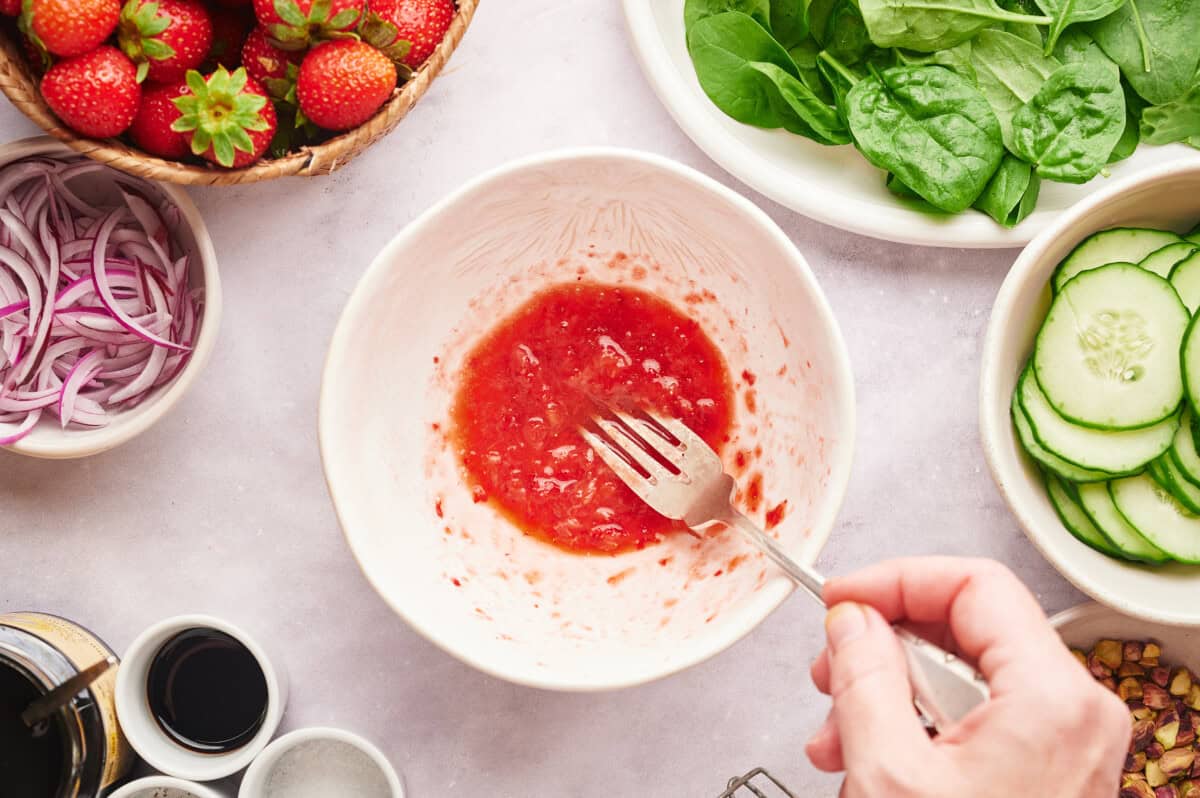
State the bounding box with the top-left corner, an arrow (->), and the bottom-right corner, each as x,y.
825,602 -> 933,771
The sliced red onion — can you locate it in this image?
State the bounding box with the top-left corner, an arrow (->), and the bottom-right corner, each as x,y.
0,155 -> 202,443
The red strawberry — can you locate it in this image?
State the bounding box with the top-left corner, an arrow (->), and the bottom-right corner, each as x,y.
297,39 -> 395,131
129,78 -> 190,158
252,0 -> 362,50
171,67 -> 277,167
118,0 -> 213,84
0,0 -> 20,16
241,25 -> 300,84
22,0 -> 120,58
205,6 -> 253,69
359,0 -> 452,69
41,46 -> 141,137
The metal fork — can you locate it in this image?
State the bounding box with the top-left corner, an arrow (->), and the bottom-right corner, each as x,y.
580,402 -> 990,732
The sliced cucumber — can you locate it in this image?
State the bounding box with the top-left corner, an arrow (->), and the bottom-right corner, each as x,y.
1045,472 -> 1124,558
1012,392 -> 1115,482
1158,453 -> 1200,513
1018,368 -> 1177,472
1187,222 -> 1200,244
1077,481 -> 1171,563
1170,409 -> 1200,488
1149,457 -> 1172,490
1034,264 -> 1188,429
1138,242 -> 1199,278
1183,313 -> 1200,419
1169,251 -> 1200,313
1053,228 -> 1184,292
1110,475 -> 1200,563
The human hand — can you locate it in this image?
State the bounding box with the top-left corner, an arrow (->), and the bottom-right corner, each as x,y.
805,557 -> 1131,797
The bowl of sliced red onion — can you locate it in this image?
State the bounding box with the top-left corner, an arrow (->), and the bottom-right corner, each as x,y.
0,137 -> 220,459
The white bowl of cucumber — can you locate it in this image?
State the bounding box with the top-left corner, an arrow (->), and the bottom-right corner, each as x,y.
982,160 -> 1200,626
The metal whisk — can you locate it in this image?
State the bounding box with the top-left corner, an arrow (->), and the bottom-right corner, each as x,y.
718,768 -> 796,797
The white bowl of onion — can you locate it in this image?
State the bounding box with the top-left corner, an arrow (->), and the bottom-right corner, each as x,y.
0,137 -> 220,459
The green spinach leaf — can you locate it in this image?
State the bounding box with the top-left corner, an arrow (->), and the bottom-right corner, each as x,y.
685,0 -> 773,29
770,0 -> 811,47
845,65 -> 1005,211
823,0 -> 875,63
970,30 -> 1061,150
687,11 -> 801,127
1011,61 -> 1126,182
1140,84 -> 1200,145
1000,0 -> 1048,44
790,38 -> 837,103
895,41 -> 976,80
857,0 -> 1051,52
1086,0 -> 1200,105
973,155 -> 1041,226
1051,26 -> 1113,68
748,61 -> 854,142
1032,0 -> 1126,54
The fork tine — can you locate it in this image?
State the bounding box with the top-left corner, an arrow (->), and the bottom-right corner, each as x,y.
642,408 -> 712,454
605,406 -> 684,473
589,414 -> 674,480
579,424 -> 656,485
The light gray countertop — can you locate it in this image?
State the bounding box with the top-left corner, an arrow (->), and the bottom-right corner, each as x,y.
0,1 -> 1087,795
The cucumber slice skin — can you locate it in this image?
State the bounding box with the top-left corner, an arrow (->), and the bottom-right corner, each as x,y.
1169,251 -> 1200,314
1012,392 -> 1117,482
1182,312 -> 1200,421
1044,471 -> 1126,559
1035,264 -> 1188,430
1053,228 -> 1185,293
1160,452 -> 1200,513
1139,242 -> 1199,278
1077,481 -> 1172,563
1018,368 -> 1178,473
1170,408 -> 1200,488
1110,475 -> 1200,564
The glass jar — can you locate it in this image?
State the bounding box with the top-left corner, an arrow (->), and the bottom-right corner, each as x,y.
0,613 -> 135,798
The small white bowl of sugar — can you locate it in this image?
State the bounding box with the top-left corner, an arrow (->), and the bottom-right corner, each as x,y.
238,727 -> 404,798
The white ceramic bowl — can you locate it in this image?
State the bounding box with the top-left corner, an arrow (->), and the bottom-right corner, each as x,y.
981,160 -> 1200,626
0,137 -> 221,459
115,615 -> 288,782
1052,602 -> 1200,670
622,0 -> 1200,248
108,776 -> 229,798
238,727 -> 404,798
320,148 -> 855,690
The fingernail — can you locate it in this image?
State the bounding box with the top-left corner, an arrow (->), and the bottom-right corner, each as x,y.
825,603 -> 867,651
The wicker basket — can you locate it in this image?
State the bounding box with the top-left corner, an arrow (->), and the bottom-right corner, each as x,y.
0,0 -> 478,185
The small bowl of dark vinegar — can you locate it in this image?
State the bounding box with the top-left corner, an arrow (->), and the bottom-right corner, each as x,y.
115,615 -> 287,781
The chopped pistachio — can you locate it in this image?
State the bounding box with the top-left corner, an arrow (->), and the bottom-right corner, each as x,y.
1146,643 -> 1164,659
1134,706 -> 1157,721
1124,780 -> 1157,798
1148,759 -> 1169,788
1128,751 -> 1149,772
1092,652 -> 1116,678
1098,640 -> 1126,669
1145,683 -> 1173,709
1123,662 -> 1150,678
1147,742 -> 1167,760
1157,785 -> 1182,798
1175,725 -> 1195,747
1072,648 -> 1088,667
1188,685 -> 1200,712
1152,667 -> 1172,688
1178,781 -> 1200,798
1134,719 -> 1159,752
1171,669 -> 1194,697
1127,641 -> 1147,662
1154,711 -> 1180,750
1160,748 -> 1197,779
1122,678 -> 1148,702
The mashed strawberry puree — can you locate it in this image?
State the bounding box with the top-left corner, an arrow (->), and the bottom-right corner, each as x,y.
450,281 -> 735,554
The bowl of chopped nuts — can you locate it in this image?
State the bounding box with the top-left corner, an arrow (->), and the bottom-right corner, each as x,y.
1053,602 -> 1200,795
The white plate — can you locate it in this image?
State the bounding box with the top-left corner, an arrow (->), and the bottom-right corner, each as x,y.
622,1 -> 1200,248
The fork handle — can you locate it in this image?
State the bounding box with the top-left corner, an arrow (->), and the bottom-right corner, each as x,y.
722,511 -> 990,731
